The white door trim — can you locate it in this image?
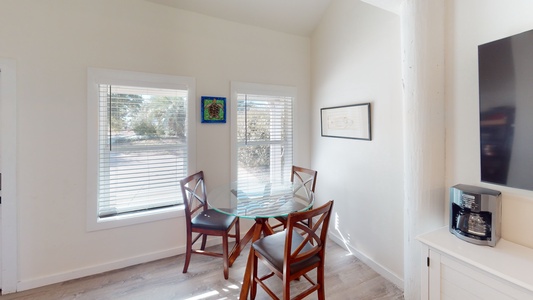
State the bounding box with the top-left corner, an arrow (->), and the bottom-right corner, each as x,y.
0,58 -> 18,294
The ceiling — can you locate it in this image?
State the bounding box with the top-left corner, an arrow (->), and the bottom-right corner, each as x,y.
146,0 -> 401,37
146,0 -> 335,37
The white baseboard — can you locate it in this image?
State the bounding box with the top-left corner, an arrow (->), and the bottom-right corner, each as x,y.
15,227 -> 249,292
328,231 -> 404,290
16,245 -> 188,292
14,229 -> 397,293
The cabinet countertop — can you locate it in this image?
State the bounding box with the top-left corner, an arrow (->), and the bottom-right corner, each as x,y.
417,227 -> 533,293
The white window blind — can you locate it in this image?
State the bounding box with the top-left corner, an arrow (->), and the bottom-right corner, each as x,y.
97,84 -> 188,218
234,89 -> 294,188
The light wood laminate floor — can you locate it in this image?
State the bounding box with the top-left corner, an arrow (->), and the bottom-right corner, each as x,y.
0,239 -> 404,300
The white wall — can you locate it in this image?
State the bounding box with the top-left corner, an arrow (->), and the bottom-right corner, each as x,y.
446,0 -> 533,248
312,0 -> 533,293
7,0 -> 533,294
311,0 -> 404,286
0,0 -> 311,290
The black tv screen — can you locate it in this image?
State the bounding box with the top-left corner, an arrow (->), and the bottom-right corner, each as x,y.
479,29 -> 533,191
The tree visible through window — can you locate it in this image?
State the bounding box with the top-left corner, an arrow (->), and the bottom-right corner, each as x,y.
98,85 -> 188,218
232,82 -> 294,186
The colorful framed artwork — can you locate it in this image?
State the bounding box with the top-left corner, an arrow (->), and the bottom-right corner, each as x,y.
201,96 -> 226,123
320,103 -> 371,140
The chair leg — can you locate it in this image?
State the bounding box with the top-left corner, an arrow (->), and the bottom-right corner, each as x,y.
317,265 -> 325,300
251,251 -> 258,300
222,233 -> 230,280
229,219 -> 240,268
283,275 -> 290,300
235,218 -> 241,245
200,233 -> 207,250
183,232 -> 192,274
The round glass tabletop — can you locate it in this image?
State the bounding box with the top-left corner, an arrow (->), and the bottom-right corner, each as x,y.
207,181 -> 314,219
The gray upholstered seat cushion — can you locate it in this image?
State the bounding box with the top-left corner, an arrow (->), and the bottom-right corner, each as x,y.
252,230 -> 320,274
191,209 -> 237,231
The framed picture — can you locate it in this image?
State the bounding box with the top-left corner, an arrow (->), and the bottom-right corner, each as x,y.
201,96 -> 226,123
321,103 -> 371,140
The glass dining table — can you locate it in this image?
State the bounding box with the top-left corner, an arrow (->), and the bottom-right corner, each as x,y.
208,180 -> 314,299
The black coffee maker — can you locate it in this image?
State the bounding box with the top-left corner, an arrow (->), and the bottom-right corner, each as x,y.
449,184 -> 502,247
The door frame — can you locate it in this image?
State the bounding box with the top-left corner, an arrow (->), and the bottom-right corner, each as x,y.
0,58 -> 18,294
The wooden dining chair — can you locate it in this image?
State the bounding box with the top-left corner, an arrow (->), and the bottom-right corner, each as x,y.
180,171 -> 240,279
251,200 -> 334,300
273,166 -> 318,230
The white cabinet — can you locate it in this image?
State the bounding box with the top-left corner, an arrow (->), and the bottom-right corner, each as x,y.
417,227 -> 533,300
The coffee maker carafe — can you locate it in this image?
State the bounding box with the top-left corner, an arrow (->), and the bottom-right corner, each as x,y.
449,184 -> 501,247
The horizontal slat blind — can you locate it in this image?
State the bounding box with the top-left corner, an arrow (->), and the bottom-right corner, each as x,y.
236,93 -> 293,193
98,84 -> 188,217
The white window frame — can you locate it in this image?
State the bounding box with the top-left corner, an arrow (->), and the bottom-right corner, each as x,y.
87,68 -> 196,231
230,81 -> 296,183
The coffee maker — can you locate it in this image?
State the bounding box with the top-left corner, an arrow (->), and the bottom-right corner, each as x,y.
449,184 -> 502,247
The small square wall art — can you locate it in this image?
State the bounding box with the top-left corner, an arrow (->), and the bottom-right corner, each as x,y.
201,96 -> 226,123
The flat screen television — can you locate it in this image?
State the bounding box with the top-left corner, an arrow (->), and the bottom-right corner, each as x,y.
479,29 -> 533,191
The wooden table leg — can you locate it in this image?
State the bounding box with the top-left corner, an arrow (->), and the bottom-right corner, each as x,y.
239,218 -> 269,300
229,224 -> 254,267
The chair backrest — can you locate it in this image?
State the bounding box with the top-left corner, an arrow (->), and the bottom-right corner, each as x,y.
179,171 -> 208,226
284,200 -> 334,273
291,166 -> 318,202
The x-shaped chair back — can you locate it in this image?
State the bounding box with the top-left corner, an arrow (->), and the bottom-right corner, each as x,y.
291,166 -> 317,203
251,200 -> 334,300
285,200 -> 332,271
181,171 -> 208,227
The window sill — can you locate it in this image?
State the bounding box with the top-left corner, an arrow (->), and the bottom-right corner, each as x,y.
87,205 -> 185,232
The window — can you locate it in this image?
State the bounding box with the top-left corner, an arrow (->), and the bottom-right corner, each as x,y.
87,68 -> 196,230
231,82 -> 295,186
